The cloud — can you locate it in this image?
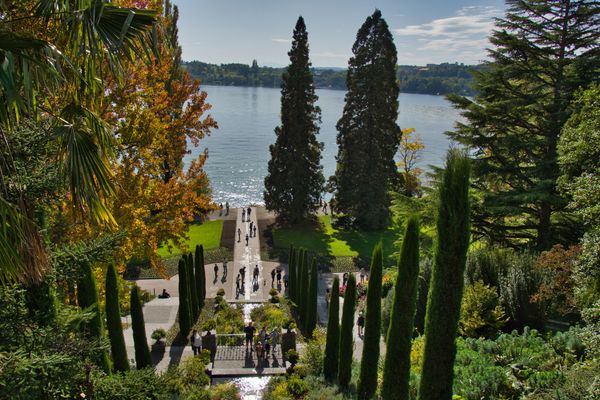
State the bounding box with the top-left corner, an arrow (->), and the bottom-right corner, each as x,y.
394,6 -> 500,64
271,38 -> 291,43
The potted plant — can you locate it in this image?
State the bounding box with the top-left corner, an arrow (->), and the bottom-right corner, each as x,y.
151,328 -> 166,343
269,288 -> 280,303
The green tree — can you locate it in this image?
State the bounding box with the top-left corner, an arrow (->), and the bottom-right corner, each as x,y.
558,84 -> 600,310
305,258 -> 318,336
323,276 -> 340,382
0,1 -> 157,283
105,264 -> 129,372
288,245 -> 296,301
382,216 -> 420,400
195,245 -> 205,307
264,16 -> 324,224
130,285 -> 152,369
331,9 -> 400,229
338,273 -> 357,389
447,0 -> 600,250
187,253 -> 199,320
77,260 -> 111,373
418,149 -> 471,400
358,244 -> 383,399
178,258 -> 192,336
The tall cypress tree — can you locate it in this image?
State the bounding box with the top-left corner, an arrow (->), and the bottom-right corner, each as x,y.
447,0 -> 599,250
105,264 -> 129,372
264,16 -> 324,224
323,276 -> 340,382
332,9 -> 399,229
299,251 -> 310,326
358,244 -> 383,399
77,261 -> 111,373
288,245 -> 296,300
130,285 -> 152,369
294,248 -> 302,305
305,258 -> 318,336
418,149 -> 471,400
382,216 -> 420,399
187,253 -> 199,320
195,245 -> 205,307
178,258 -> 192,336
338,273 -> 357,389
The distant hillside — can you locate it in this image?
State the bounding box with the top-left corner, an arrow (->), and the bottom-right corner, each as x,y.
182,60 -> 482,96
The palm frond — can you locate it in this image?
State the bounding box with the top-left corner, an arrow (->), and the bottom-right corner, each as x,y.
0,196 -> 26,284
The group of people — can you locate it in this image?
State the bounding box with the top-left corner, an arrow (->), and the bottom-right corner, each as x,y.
244,321 -> 280,360
213,259 -> 229,281
218,202 -> 230,216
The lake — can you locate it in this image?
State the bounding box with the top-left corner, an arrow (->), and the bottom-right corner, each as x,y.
184,85 -> 461,207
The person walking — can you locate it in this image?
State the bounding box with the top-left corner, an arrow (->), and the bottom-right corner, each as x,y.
249,221 -> 254,237
264,333 -> 271,356
247,207 -> 251,220
276,269 -> 282,286
237,228 -> 241,242
242,208 -> 246,222
253,225 -> 257,238
191,329 -> 201,356
223,259 -> 228,277
244,321 -> 256,350
271,269 -> 276,287
359,268 -> 366,283
343,272 -> 349,286
214,264 -> 219,280
283,274 -> 288,289
225,201 -> 229,216
253,264 -> 260,285
245,233 -> 249,246
259,326 -> 267,345
240,266 -> 246,286
236,274 -> 241,296
270,327 -> 279,353
219,203 -> 223,216
357,311 -> 365,337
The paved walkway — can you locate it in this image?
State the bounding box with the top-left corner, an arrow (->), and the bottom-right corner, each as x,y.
123,206 -> 288,372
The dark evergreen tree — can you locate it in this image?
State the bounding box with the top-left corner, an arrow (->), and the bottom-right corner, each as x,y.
305,258 -> 318,336
358,244 -> 383,399
418,149 -> 471,400
294,248 -> 302,305
178,258 -> 192,336
105,264 -> 129,372
264,16 -> 324,224
77,261 -> 111,373
288,245 -> 296,300
300,251 -> 310,326
130,285 -> 152,369
331,9 -> 400,229
447,0 -> 600,250
382,216 -> 420,399
187,253 -> 199,320
338,273 -> 357,389
195,245 -> 205,307
323,276 -> 340,382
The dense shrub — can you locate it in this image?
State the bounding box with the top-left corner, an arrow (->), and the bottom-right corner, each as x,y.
250,302 -> 293,330
300,326 -> 327,376
209,383 -> 241,400
459,281 -> 507,338
92,368 -> 171,400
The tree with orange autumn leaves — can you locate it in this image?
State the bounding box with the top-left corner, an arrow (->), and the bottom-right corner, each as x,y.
63,0 -> 217,271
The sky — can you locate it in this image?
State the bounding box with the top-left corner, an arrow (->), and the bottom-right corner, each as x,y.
176,0 -> 506,68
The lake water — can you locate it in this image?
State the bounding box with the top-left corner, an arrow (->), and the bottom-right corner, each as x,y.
184,85 -> 461,207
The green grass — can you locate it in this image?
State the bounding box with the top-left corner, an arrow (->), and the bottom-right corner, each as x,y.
272,215 -> 399,263
157,220 -> 224,258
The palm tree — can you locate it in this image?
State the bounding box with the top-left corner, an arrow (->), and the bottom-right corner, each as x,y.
0,0 -> 158,284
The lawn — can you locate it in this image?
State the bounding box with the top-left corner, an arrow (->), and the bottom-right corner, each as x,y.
157,220 -> 224,258
272,215 -> 399,262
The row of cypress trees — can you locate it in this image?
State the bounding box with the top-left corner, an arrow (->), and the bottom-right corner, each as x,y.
319,149 -> 471,399
287,245 -> 318,337
178,244 -> 207,337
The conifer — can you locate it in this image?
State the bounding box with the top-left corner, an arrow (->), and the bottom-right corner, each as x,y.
130,285 -> 152,369
338,273 -> 357,389
418,149 -> 471,400
105,264 -> 129,372
323,276 -> 340,382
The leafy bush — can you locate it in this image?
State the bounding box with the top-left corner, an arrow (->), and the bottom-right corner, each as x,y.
209,383 -> 241,400
152,328 -> 167,342
286,375 -> 309,397
300,327 -> 327,376
381,269 -> 396,298
214,304 -> 244,334
453,341 -> 511,400
92,368 -> 171,400
216,288 -> 225,297
459,281 -> 507,338
251,302 -> 293,330
381,288 -> 394,338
